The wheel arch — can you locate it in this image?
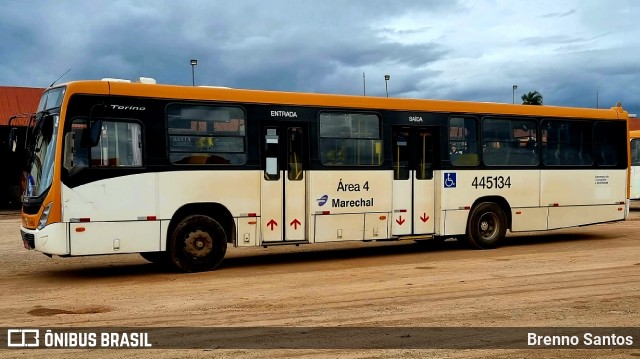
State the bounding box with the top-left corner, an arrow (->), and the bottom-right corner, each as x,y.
470,195 -> 512,230
167,202 -> 236,247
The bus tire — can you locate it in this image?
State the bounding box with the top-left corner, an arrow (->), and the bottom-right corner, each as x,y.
465,202 -> 506,249
139,251 -> 169,265
168,214 -> 228,272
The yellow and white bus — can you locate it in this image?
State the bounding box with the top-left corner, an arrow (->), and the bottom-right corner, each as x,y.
18,78 -> 630,272
630,130 -> 640,200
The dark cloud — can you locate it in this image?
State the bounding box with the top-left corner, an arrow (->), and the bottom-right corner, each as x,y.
1,0 -> 640,115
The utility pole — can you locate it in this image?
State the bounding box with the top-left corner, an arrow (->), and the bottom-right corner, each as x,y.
363,72 -> 366,96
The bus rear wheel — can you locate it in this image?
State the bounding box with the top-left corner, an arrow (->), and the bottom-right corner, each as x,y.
465,202 -> 506,249
168,214 -> 227,272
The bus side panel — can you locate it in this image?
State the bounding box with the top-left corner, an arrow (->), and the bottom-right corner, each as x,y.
70,221 -> 161,255
440,170 -> 540,210
308,171 -> 391,214
308,170 -> 391,242
630,165 -> 640,200
63,174 -> 161,255
540,169 -> 626,206
157,170 -> 262,222
548,205 -> 625,229
541,169 -> 626,229
511,207 -> 548,232
314,213 -> 363,242
62,173 -> 158,222
442,209 -> 469,236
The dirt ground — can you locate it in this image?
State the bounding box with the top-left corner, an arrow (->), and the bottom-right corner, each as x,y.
0,207 -> 639,358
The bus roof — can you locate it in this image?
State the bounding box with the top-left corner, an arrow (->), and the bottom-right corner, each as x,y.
59,79 -> 627,120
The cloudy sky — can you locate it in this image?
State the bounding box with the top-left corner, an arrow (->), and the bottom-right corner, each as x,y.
1,0 -> 640,114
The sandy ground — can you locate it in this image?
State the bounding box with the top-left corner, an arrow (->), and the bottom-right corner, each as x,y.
0,207 -> 639,358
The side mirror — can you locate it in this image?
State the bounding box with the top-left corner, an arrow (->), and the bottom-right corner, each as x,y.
8,127 -> 17,152
89,120 -> 102,147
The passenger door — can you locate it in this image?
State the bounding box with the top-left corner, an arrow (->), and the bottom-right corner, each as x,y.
391,127 -> 437,235
260,124 -> 307,242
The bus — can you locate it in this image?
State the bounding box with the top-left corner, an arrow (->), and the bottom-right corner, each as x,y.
630,130 -> 640,200
18,77 -> 630,272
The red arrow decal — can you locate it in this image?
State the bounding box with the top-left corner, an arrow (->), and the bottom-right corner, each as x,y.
420,213 -> 429,223
266,219 -> 277,231
396,216 -> 405,225
290,218 -> 301,229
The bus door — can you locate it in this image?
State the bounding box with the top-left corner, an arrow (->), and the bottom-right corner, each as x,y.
260,124 -> 307,242
391,127 -> 437,236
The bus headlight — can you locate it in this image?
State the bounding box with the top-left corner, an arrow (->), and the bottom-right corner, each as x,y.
37,202 -> 53,230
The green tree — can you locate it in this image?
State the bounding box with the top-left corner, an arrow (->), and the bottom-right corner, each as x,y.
521,91 -> 543,105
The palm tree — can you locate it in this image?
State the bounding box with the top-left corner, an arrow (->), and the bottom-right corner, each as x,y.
521,91 -> 543,105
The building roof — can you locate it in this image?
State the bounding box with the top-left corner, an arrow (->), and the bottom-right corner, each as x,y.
0,86 -> 44,126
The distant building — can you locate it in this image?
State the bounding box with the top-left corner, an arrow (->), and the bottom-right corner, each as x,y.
0,86 -> 44,208
0,86 -> 43,125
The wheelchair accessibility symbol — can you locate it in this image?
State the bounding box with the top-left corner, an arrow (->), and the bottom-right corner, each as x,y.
444,172 -> 456,188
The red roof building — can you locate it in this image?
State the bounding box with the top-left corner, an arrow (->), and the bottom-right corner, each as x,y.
0,86 -> 44,126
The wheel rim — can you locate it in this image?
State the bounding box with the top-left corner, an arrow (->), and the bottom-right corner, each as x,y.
183,228 -> 213,258
478,212 -> 498,240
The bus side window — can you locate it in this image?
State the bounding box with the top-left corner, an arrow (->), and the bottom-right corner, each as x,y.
392,131 -> 409,180
319,112 -> 381,167
416,130 -> 434,179
594,122 -> 621,166
90,121 -> 143,167
66,119 -> 143,171
449,116 -> 479,166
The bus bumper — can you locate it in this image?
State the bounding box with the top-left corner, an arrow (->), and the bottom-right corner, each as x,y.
20,223 -> 69,256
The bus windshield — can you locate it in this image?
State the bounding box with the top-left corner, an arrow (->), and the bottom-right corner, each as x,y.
37,87 -> 65,112
24,113 -> 59,198
24,87 -> 65,198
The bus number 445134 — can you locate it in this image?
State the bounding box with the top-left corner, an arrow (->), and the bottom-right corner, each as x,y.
472,176 -> 511,189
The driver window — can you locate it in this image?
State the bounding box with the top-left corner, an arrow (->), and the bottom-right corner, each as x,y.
68,119 -> 143,169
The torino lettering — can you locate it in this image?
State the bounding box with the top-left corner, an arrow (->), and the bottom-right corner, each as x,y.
110,104 -> 146,111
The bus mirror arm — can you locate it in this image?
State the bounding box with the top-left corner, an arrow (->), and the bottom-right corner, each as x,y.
89,120 -> 102,147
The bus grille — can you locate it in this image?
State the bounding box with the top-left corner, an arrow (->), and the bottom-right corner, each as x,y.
21,230 -> 35,249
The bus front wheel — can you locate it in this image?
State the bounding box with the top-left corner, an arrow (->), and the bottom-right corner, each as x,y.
168,214 -> 228,272
465,202 -> 506,249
